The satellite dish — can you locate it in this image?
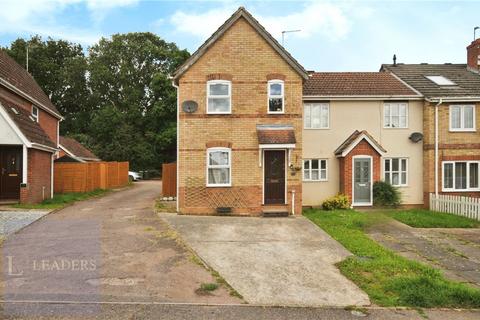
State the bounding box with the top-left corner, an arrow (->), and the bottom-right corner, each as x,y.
409,132 -> 423,143
182,100 -> 198,113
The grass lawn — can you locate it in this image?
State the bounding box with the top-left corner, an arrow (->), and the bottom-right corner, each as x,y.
304,208 -> 480,308
13,189 -> 110,210
385,209 -> 480,228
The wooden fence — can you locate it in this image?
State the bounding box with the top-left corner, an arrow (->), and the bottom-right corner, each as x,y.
429,193 -> 480,221
54,161 -> 129,194
162,162 -> 176,197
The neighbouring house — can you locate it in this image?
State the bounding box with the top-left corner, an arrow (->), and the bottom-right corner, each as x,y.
56,136 -> 100,163
0,50 -> 61,204
174,7 -> 307,216
302,72 -> 424,207
382,38 -> 480,203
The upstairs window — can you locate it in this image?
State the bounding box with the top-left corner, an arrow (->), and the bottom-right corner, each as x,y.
207,80 -> 231,114
31,106 -> 39,122
304,103 -> 329,129
207,148 -> 231,187
384,102 -> 408,128
450,105 -> 475,131
268,80 -> 284,113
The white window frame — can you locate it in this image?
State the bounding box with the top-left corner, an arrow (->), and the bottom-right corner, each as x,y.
304,103 -> 330,129
442,161 -> 480,192
31,105 -> 39,122
449,105 -> 476,132
206,80 -> 231,114
383,158 -> 408,187
267,80 -> 284,114
383,102 -> 408,129
303,159 -> 328,182
206,147 -> 232,187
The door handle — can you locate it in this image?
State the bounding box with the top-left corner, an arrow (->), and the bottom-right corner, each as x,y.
358,183 -> 367,187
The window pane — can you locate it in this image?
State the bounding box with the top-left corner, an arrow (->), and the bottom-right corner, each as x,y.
320,169 -> 327,180
392,115 -> 399,128
464,106 -> 474,129
269,98 -> 283,112
392,172 -> 399,185
304,160 -> 310,170
208,168 -> 229,184
385,172 -> 391,184
312,105 -> 321,128
399,116 -> 407,128
209,151 -> 229,165
399,104 -> 407,116
451,106 -> 461,129
320,160 -> 326,170
304,105 -> 311,128
444,163 -> 453,188
208,98 -> 230,112
384,104 -> 391,127
311,159 -> 319,169
384,159 -> 390,171
304,170 -> 310,180
455,162 -> 467,189
269,83 -> 282,96
401,172 -> 407,185
320,106 -> 329,128
401,159 -> 407,172
391,104 -> 399,116
209,83 -> 229,95
470,163 -> 479,188
392,158 -> 399,171
311,169 -> 319,180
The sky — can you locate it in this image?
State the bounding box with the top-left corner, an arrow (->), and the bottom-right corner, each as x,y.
0,0 -> 478,72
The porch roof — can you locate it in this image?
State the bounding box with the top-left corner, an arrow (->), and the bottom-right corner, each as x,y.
257,124 -> 296,146
334,130 -> 386,157
0,97 -> 57,150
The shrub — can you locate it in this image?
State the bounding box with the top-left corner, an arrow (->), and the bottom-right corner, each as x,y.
373,181 -> 401,207
322,194 -> 350,210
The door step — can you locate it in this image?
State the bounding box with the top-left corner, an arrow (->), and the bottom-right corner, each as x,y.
262,206 -> 289,218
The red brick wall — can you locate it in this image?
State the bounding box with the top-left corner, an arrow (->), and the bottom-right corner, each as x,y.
467,39 -> 480,71
20,149 -> 52,204
339,140 -> 381,205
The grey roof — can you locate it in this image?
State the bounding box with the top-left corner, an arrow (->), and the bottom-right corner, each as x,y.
381,63 -> 480,99
173,7 -> 308,83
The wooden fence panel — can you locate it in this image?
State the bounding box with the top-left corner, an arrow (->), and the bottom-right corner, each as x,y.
429,193 -> 480,221
54,161 -> 129,194
162,162 -> 176,197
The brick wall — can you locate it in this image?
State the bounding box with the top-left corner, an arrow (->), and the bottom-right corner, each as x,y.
339,140 -> 381,205
423,101 -> 480,202
178,17 -> 303,215
20,148 -> 52,204
467,38 -> 480,71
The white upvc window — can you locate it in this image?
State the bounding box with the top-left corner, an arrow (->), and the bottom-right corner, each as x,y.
449,105 -> 475,132
268,80 -> 284,113
207,80 -> 231,114
303,159 -> 327,181
384,102 -> 408,128
443,161 -> 480,191
304,103 -> 329,129
384,158 -> 408,186
206,148 -> 231,187
31,105 -> 39,122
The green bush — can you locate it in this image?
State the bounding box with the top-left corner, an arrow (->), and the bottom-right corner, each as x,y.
321,194 -> 350,210
373,181 -> 401,207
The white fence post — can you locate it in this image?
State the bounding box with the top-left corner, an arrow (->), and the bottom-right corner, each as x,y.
429,193 -> 480,221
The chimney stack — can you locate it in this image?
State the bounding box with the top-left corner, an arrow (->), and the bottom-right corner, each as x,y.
467,38 -> 480,71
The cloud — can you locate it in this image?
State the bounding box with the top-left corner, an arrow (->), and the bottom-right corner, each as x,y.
169,2 -> 352,42
0,0 -> 138,45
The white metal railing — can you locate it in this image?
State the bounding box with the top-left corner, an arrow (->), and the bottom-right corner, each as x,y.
429,193 -> 480,221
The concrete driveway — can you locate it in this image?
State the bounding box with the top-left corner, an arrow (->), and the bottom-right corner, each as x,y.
161,214 -> 370,307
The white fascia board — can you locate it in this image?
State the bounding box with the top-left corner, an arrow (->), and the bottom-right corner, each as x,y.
0,103 -> 32,147
259,143 -> 296,149
303,95 -> 423,101
339,134 -> 385,157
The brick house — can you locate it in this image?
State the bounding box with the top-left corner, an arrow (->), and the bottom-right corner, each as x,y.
382,38 -> 480,203
173,7 -> 307,215
56,136 -> 100,163
0,50 -> 61,204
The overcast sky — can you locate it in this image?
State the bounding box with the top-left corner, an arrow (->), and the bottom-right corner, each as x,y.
0,0 -> 478,71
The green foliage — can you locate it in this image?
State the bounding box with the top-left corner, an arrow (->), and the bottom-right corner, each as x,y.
200,283 -> 219,291
373,181 -> 401,207
3,33 -> 190,171
14,189 -> 109,210
304,208 -> 480,308
321,194 -> 350,210
386,209 -> 480,228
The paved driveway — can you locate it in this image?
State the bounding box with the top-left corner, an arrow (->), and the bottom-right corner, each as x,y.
0,210 -> 50,236
161,214 -> 370,307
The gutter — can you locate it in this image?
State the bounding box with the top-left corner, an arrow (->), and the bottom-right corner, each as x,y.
434,98 -> 443,196
426,96 -> 480,103
303,95 -> 423,101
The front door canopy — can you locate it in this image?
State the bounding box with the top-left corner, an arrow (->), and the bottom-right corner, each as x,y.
334,130 -> 386,158
257,124 -> 296,149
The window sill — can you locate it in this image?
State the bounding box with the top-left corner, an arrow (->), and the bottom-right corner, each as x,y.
268,111 -> 285,115
303,180 -> 328,183
206,112 -> 232,115
383,127 -> 409,129
442,189 -> 480,192
448,129 -> 476,133
304,127 -> 330,130
206,184 -> 232,188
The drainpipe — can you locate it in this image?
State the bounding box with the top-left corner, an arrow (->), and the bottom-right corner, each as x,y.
172,79 -> 180,212
434,98 -> 443,196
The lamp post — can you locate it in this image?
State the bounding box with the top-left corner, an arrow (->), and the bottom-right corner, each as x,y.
281,29 -> 301,46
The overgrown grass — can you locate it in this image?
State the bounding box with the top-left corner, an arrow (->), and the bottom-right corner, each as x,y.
13,189 -> 110,210
385,209 -> 480,228
304,209 -> 480,308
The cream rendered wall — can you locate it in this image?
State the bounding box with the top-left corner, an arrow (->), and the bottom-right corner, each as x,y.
0,113 -> 22,144
303,99 -> 424,206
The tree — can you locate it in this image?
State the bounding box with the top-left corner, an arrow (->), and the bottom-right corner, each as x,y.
4,36 -> 92,135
